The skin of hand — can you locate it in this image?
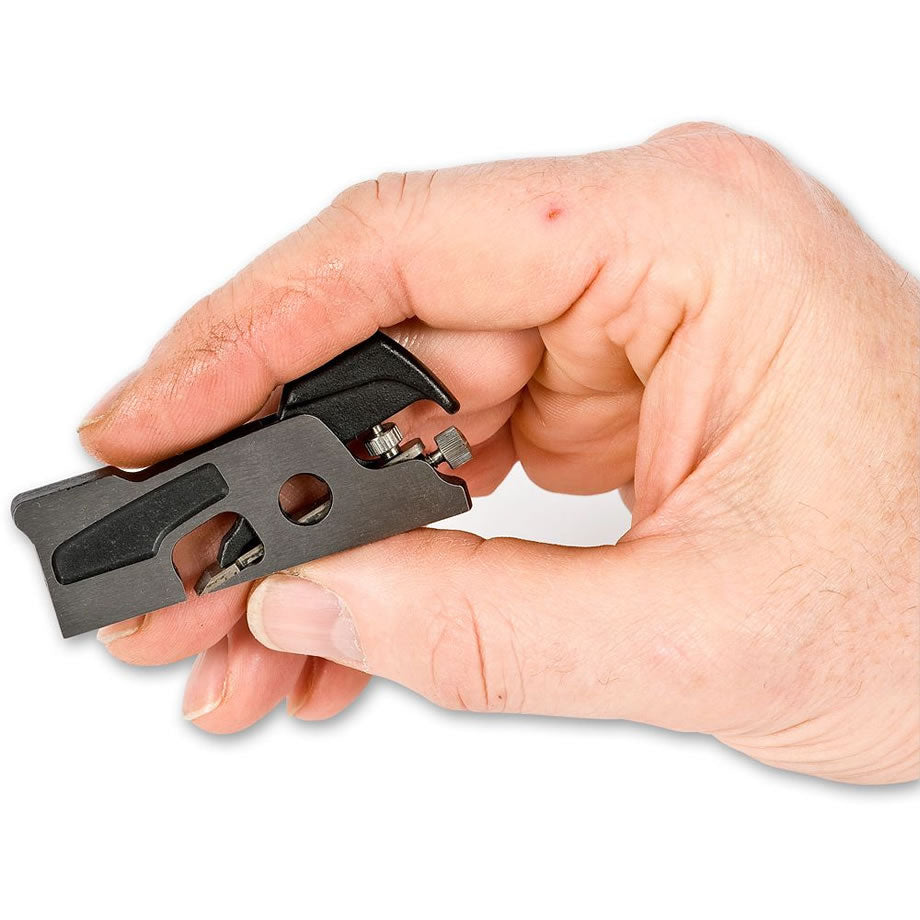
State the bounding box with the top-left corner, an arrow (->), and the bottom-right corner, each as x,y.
78,122 -> 919,784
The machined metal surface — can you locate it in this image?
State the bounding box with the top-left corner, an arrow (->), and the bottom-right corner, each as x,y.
12,413 -> 470,637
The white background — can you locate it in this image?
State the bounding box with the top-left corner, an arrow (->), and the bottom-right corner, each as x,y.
1,2 -> 916,917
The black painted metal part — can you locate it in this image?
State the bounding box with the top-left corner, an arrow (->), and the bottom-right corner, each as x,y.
12,333 -> 472,637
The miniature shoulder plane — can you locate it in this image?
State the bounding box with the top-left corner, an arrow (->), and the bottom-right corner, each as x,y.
12,333 -> 472,637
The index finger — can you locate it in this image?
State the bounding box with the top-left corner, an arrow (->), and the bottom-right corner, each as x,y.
77,155 -> 634,467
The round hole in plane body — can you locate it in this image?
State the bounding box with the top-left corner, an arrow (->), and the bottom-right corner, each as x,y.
279,474 -> 332,525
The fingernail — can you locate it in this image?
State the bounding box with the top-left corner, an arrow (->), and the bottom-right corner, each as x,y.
249,574 -> 364,665
182,636 -> 229,721
78,371 -> 137,430
97,615 -> 145,645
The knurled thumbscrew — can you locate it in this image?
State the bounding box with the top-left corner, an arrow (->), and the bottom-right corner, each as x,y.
426,427 -> 472,469
363,423 -> 472,469
363,423 -> 404,460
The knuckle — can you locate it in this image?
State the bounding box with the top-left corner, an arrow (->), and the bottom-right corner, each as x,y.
330,178 -> 380,215
648,120 -> 733,141
374,171 -> 411,209
331,170 -> 437,229
375,169 -> 439,215
426,602 -> 513,714
327,179 -> 388,238
422,540 -> 523,714
645,122 -> 792,189
427,600 -> 490,712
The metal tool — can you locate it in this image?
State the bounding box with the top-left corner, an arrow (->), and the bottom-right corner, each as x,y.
12,332 -> 472,637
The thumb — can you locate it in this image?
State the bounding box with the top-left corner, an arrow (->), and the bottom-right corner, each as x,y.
246,529 -> 729,729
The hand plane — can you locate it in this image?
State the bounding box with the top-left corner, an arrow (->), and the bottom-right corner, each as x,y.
12,333 -> 472,637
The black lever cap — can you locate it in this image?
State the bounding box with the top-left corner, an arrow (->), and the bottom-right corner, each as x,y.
279,332 -> 459,441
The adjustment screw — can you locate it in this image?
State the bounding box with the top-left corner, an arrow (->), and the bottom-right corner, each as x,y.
364,423 -> 403,459
427,427 -> 472,469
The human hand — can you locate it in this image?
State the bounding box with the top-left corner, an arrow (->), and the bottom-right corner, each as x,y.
80,123 -> 919,784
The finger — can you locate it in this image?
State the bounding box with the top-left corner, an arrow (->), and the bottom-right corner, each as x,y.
246,529 -> 749,732
385,322 -> 542,429
511,380 -> 639,494
286,658 -> 371,721
97,588 -> 246,666
83,316 -> 540,469
182,617 -> 303,733
619,480 -> 636,513
509,297 -> 643,494
77,147 -> 691,467
97,510 -> 249,664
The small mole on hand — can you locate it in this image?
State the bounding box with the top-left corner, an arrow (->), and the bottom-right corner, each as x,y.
546,207 -> 563,222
